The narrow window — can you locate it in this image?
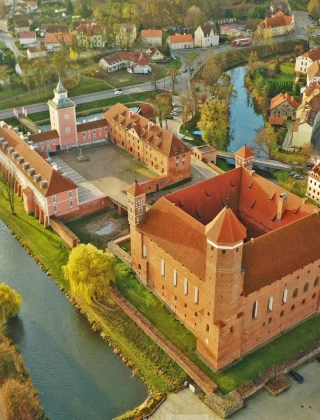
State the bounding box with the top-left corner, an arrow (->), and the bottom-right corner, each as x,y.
69,200 -> 73,208
293,288 -> 298,298
68,190 -> 73,198
184,277 -> 188,295
282,289 -> 288,303
314,277 -> 319,287
52,195 -> 56,203
252,301 -> 258,319
303,283 -> 309,293
268,296 -> 273,312
53,205 -> 57,213
143,244 -> 147,258
194,286 -> 199,304
161,259 -> 165,276
173,269 -> 177,287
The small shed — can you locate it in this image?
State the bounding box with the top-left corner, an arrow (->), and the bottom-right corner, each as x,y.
193,144 -> 217,164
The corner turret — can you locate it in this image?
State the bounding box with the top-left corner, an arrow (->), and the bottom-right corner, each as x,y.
235,145 -> 254,170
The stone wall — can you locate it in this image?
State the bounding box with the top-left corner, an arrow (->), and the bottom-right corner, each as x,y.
204,390 -> 244,419
107,240 -> 132,267
207,162 -> 225,175
50,216 -> 80,248
58,197 -> 112,222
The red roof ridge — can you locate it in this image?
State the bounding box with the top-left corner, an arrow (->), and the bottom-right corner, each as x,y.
127,182 -> 145,197
205,206 -> 247,246
235,145 -> 254,159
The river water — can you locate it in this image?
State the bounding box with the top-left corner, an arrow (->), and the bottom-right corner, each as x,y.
227,66 -> 264,153
0,221 -> 147,419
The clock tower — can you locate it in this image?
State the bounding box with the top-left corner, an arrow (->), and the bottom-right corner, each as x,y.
48,79 -> 77,150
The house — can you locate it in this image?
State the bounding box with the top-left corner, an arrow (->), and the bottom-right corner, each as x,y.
45,33 -> 73,52
19,31 -> 36,46
307,61 -> 320,86
194,24 -> 219,47
102,103 -> 191,191
306,162 -> 320,204
27,44 -> 48,59
220,26 -> 241,38
268,116 -> 284,126
41,24 -> 70,34
15,20 -> 30,33
141,29 -> 162,46
76,23 -> 105,48
168,34 -> 194,49
146,44 -> 164,61
269,92 -> 299,120
270,0 -> 292,16
128,145 -> 320,371
0,122 -> 79,226
99,52 -> 151,74
115,23 -> 137,48
257,11 -> 294,37
295,47 -> 320,74
27,1 -> 38,12
193,145 -> 217,164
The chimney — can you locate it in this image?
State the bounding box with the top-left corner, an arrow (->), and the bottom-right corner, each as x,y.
250,169 -> 255,177
277,193 -> 288,221
148,121 -> 153,130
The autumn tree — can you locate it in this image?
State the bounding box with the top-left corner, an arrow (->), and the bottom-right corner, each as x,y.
63,244 -> 116,303
0,283 -> 21,324
301,142 -> 314,162
0,165 -> 15,214
2,379 -> 43,420
180,87 -> 198,122
197,98 -> 229,150
151,64 -> 163,91
202,56 -> 221,93
247,51 -> 259,77
184,6 -> 205,32
166,68 -> 180,93
251,124 -> 279,159
70,35 -> 86,61
152,94 -> 171,127
309,0 -> 320,19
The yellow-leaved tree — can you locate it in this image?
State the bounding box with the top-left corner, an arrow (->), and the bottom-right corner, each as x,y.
63,244 -> 116,303
0,283 -> 21,324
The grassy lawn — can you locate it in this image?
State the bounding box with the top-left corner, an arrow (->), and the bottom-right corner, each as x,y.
184,52 -> 199,61
280,61 -> 295,75
0,85 -> 26,102
68,76 -> 111,96
215,158 -> 234,172
100,69 -> 152,88
272,170 -> 307,197
116,263 -> 320,394
276,151 -> 306,165
119,240 -> 131,253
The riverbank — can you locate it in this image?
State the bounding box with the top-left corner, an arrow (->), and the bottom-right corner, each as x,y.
0,193 -> 187,419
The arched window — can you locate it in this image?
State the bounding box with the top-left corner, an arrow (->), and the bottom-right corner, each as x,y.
268,296 -> 273,312
314,277 -> 319,287
303,283 -> 309,293
293,288 -> 298,298
252,301 -> 258,319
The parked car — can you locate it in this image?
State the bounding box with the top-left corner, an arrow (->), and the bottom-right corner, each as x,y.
289,371 -> 304,383
114,88 -> 123,95
183,68 -> 188,73
294,174 -> 304,180
290,172 -> 298,177
306,162 -> 315,168
171,111 -> 180,116
165,115 -> 174,120
172,55 -> 177,60
173,103 -> 180,107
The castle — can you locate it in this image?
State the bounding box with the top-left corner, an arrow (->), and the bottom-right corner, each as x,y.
127,146 -> 320,370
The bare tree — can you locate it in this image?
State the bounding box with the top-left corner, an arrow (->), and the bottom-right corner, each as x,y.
166,68 -> 181,93
0,164 -> 15,214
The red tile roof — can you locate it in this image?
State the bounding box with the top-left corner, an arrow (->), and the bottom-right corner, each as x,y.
235,145 -> 254,159
139,103 -> 156,119
76,119 -> 108,132
19,31 -> 36,39
169,34 -> 193,44
205,206 -> 246,246
141,29 -> 162,38
307,61 -> 320,81
45,33 -> 73,44
76,23 -> 103,36
302,47 -> 320,61
127,182 -> 146,197
0,124 -> 77,197
270,92 -> 299,110
29,129 -> 58,143
261,10 -> 293,28
268,116 -> 284,125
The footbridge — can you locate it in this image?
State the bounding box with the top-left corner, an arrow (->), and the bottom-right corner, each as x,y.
217,151 -> 292,171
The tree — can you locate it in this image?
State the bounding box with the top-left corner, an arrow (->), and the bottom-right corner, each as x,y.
251,124 -> 278,159
2,379 -> 43,420
184,6 -> 205,32
66,0 -> 74,15
164,42 -> 171,57
70,35 -> 86,61
247,51 -> 259,77
300,142 -> 314,162
63,244 -> 116,303
0,164 -> 15,214
166,68 -> 180,93
0,283 -> 21,324
202,56 -> 221,93
274,56 -> 281,75
152,94 -> 171,127
197,98 -> 229,149
151,64 -> 163,91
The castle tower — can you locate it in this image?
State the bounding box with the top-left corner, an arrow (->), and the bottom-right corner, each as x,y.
127,181 -> 146,226
48,79 -> 77,150
196,206 -> 247,370
235,145 -> 254,170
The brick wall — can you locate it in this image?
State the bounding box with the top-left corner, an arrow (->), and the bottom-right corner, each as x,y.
50,216 -> 80,248
58,196 -> 112,222
107,241 -> 132,267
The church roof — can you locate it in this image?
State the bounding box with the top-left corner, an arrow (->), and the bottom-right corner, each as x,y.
127,182 -> 145,197
235,145 -> 254,159
205,206 -> 246,246
55,78 -> 67,94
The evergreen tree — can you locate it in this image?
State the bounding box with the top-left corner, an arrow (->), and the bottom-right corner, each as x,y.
66,0 -> 74,15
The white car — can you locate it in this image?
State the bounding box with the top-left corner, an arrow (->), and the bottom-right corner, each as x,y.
114,90 -> 123,95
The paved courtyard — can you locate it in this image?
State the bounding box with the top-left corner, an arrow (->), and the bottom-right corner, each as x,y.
151,360 -> 320,419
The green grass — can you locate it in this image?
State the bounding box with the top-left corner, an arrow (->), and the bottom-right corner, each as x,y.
68,76 -> 110,96
116,263 -> 320,394
280,62 -> 295,75
215,158 -> 234,172
119,240 -> 131,253
184,53 -> 199,61
161,177 -> 192,191
272,170 -> 307,197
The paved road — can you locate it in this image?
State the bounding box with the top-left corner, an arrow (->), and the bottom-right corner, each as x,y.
0,29 -> 21,57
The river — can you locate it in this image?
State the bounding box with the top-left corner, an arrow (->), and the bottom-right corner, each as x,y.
227,66 -> 264,153
0,221 -> 147,420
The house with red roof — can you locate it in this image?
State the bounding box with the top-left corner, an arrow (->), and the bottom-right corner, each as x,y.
307,61 -> 320,86
269,92 -> 299,120
45,33 -> 73,52
141,29 -> 162,46
257,10 -> 294,37
168,33 -> 194,49
99,52 -> 151,74
19,31 -> 36,46
307,162 -> 320,204
295,47 -> 320,74
76,23 -> 105,48
128,145 -> 320,370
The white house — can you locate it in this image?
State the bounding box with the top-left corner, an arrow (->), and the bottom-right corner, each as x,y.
194,24 -> 219,47
141,29 -> 162,46
115,23 -> 137,48
306,162 -> 320,204
45,33 -> 73,52
168,34 -> 194,49
295,47 -> 320,74
27,44 -> 48,59
19,31 -> 36,46
307,61 -> 320,86
257,11 -> 294,38
99,52 -> 151,74
76,23 -> 105,48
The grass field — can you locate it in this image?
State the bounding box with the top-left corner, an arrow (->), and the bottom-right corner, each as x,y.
184,53 -> 199,61
280,62 -> 295,75
215,158 -> 234,172
116,263 -> 320,394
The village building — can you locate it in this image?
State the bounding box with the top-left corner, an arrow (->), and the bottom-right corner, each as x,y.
15,20 -> 30,33
295,47 -> 320,74
102,103 -> 191,191
27,1 -> 38,12
45,33 -> 73,52
146,44 -> 165,61
41,24 -> 70,34
76,23 -> 105,48
193,145 -> 217,164
270,0 -> 292,16
307,61 -> 320,86
269,92 -> 299,120
27,44 -> 48,59
115,23 -> 137,48
19,31 -> 36,46
220,26 -> 241,38
268,116 -> 284,126
141,29 -> 162,46
194,24 -> 219,48
306,162 -> 320,204
257,10 -> 294,37
128,146 -> 320,371
99,52 -> 151,74
168,34 -> 194,49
